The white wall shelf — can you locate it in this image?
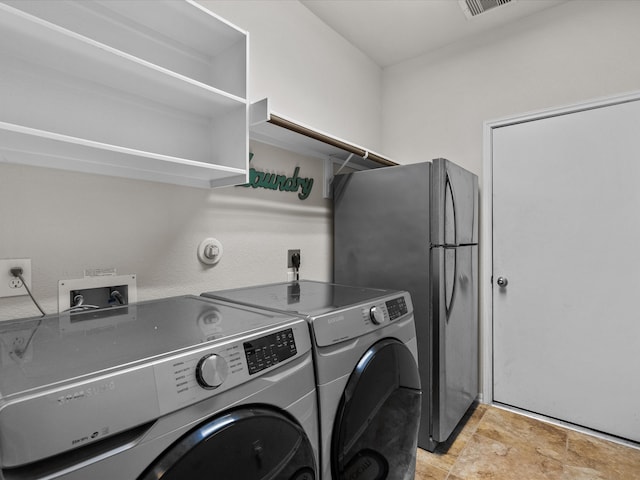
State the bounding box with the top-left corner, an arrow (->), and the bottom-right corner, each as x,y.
249,99 -> 396,197
250,99 -> 396,170
0,0 -> 249,188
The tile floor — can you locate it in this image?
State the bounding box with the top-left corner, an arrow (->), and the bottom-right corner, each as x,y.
415,404 -> 640,480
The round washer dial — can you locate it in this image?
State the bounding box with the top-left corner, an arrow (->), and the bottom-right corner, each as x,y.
369,306 -> 386,325
196,353 -> 229,389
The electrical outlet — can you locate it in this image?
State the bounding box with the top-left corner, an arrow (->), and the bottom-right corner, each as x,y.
287,249 -> 301,268
0,258 -> 32,298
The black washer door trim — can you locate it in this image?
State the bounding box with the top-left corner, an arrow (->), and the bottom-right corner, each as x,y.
331,338 -> 421,480
139,406 -> 316,480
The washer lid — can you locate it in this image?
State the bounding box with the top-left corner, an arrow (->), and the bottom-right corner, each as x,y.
202,280 -> 396,317
0,295 -> 299,398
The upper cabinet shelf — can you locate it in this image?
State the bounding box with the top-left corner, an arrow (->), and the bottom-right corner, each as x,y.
0,0 -> 249,188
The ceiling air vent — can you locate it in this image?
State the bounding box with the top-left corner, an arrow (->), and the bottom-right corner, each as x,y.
459,0 -> 513,18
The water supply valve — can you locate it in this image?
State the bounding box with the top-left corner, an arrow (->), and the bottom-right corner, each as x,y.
198,238 -> 224,265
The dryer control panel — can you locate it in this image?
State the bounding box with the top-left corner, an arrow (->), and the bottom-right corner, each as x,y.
385,296 -> 408,320
313,292 -> 414,347
244,328 -> 297,375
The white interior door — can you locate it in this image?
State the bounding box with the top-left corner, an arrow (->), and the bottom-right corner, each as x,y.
492,98 -> 640,442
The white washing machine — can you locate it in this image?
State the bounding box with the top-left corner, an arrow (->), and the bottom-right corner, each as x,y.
202,280 -> 422,480
0,295 -> 318,480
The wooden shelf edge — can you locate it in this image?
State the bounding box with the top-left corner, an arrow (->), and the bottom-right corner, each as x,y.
249,99 -> 397,168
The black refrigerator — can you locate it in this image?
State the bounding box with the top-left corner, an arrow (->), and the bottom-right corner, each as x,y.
333,158 -> 478,451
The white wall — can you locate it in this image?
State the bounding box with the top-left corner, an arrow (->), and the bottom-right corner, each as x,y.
0,142 -> 331,320
201,0 -> 383,151
382,0 -> 640,177
0,1 -> 382,321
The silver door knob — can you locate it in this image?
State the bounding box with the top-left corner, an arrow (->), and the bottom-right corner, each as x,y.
497,277 -> 508,287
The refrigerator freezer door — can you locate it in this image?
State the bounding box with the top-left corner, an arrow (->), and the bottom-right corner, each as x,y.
431,244 -> 478,442
333,164 -> 431,297
431,158 -> 478,246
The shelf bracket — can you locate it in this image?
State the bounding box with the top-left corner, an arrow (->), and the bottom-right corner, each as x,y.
323,153 -> 356,199
335,153 -> 355,176
324,157 -> 333,199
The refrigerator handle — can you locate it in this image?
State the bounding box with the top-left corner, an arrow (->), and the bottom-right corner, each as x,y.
445,172 -> 457,245
445,246 -> 457,322
443,171 -> 459,321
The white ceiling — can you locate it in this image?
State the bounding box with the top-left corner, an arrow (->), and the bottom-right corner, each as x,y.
300,0 -> 567,68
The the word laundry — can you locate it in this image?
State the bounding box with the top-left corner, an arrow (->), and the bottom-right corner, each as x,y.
241,166 -> 314,200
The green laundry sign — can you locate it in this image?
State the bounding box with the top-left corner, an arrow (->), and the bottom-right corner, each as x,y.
239,156 -> 314,200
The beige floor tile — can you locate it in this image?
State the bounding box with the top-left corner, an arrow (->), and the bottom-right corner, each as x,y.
414,405 -> 640,480
457,403 -> 488,434
449,433 -> 564,480
414,459 -> 449,480
565,431 -> 640,480
475,407 -> 568,463
417,431 -> 473,472
562,465 -> 608,479
416,403 -> 488,472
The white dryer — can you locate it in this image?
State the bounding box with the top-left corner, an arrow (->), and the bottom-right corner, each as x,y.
0,296 -> 318,480
202,280 -> 422,480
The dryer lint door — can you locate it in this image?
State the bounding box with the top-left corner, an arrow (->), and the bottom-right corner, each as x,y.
138,407 -> 316,480
331,338 -> 422,480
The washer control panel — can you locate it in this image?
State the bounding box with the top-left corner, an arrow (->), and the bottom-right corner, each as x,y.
244,328 -> 297,375
154,320 -> 309,415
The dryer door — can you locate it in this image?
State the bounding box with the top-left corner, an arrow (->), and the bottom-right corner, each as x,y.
139,407 -> 316,480
331,338 -> 421,480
